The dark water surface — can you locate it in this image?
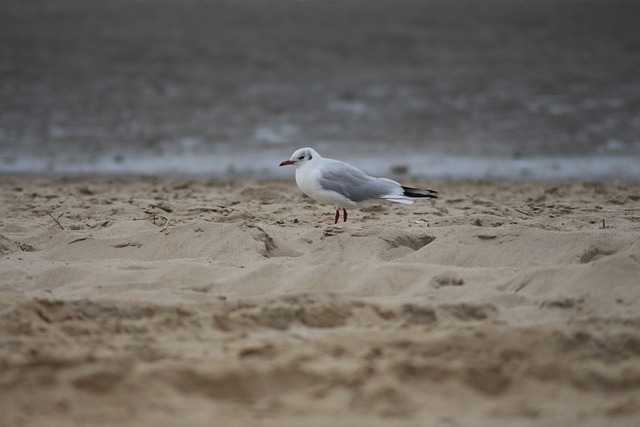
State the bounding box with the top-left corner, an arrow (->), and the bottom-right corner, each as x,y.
1,0 -> 639,179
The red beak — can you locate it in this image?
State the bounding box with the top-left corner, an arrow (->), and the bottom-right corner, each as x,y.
279,160 -> 295,166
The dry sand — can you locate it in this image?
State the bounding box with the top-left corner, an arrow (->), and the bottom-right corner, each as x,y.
1,177 -> 639,427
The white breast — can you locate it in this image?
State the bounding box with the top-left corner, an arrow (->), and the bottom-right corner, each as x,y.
295,163 -> 356,208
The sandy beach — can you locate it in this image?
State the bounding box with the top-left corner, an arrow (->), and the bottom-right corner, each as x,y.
0,176 -> 639,426
2,0 -> 639,424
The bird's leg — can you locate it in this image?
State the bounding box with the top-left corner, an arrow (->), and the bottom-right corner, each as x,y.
343,208 -> 348,222
334,209 -> 340,224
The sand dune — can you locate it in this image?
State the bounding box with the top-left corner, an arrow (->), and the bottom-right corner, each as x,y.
1,177 -> 639,426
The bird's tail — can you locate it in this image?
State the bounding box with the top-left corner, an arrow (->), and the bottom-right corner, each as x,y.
402,186 -> 439,199
380,196 -> 415,204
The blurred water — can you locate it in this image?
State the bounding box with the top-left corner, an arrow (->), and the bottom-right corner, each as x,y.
1,0 -> 639,180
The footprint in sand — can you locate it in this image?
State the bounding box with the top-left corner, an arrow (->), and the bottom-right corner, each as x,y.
579,246 -> 618,264
381,232 -> 435,251
322,225 -> 344,238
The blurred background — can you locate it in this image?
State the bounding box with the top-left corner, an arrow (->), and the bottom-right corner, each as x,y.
1,0 -> 639,180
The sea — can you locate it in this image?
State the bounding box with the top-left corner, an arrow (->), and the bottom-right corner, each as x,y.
1,0 -> 639,180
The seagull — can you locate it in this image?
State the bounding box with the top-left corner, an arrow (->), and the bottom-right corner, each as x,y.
279,147 -> 438,224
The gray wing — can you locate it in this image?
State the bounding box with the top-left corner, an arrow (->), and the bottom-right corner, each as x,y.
317,160 -> 400,202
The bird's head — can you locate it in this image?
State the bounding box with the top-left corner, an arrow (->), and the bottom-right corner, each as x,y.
279,147 -> 318,167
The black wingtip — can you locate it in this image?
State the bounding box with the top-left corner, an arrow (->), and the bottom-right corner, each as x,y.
402,186 -> 439,199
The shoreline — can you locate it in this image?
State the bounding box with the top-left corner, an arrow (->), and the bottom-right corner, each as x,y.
2,152 -> 640,182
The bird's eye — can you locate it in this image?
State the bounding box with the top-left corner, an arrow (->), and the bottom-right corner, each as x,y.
298,155 -> 305,160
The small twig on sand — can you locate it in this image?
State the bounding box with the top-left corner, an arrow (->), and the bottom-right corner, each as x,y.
160,216 -> 171,230
602,218 -> 606,229
132,214 -> 173,229
48,213 -> 65,230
